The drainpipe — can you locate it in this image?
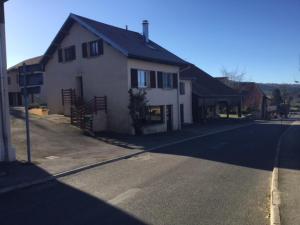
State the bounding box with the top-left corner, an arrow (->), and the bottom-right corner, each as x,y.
0,0 -> 15,162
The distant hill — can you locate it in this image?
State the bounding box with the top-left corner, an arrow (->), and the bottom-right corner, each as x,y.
257,83 -> 300,108
258,83 -> 300,97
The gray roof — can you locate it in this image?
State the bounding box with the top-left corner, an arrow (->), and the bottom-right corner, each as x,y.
42,14 -> 187,66
180,64 -> 240,97
8,55 -> 42,72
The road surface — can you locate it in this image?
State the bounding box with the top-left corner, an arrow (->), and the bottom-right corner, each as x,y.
0,120 -> 292,225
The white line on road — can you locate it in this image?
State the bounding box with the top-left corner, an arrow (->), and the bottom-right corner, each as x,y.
108,188 -> 141,206
270,121 -> 297,225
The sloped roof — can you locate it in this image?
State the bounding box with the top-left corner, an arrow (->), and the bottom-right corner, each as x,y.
8,55 -> 42,72
41,13 -> 187,66
180,64 -> 240,97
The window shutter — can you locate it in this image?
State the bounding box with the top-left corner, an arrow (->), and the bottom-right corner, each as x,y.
150,71 -> 156,88
82,43 -> 88,58
58,49 -> 63,63
157,72 -> 163,88
131,69 -> 138,88
98,39 -> 103,55
172,73 -> 178,88
72,45 -> 76,60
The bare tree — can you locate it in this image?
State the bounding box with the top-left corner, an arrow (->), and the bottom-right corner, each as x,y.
220,67 -> 246,89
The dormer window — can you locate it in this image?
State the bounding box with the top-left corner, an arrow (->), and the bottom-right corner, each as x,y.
82,39 -> 103,58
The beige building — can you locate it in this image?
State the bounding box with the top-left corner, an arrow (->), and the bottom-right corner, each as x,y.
7,56 -> 44,106
41,14 -> 189,134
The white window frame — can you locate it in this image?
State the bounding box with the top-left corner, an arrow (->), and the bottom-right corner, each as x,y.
162,73 -> 173,89
138,70 -> 150,88
90,41 -> 99,57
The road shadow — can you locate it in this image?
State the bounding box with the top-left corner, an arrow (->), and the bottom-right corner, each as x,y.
0,164 -> 146,225
96,118 -> 252,150
97,119 -> 299,172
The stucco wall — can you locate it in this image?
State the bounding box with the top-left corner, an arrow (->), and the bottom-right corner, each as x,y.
7,70 -> 19,93
44,22 -> 130,133
127,59 -> 181,134
179,80 -> 193,124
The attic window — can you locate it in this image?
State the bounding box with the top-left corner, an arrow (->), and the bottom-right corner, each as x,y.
82,39 -> 103,58
58,45 -> 76,63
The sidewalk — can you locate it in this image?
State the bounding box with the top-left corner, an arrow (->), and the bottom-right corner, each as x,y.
278,121 -> 300,225
0,110 -> 252,193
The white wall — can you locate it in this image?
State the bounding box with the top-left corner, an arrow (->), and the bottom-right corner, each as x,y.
179,80 -> 193,124
44,22 -> 130,133
45,22 -> 182,134
128,59 -> 181,134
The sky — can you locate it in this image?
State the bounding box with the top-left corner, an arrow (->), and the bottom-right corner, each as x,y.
4,0 -> 300,83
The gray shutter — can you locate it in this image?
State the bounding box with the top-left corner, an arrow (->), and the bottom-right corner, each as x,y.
157,72 -> 163,88
150,71 -> 156,88
98,39 -> 104,55
131,69 -> 138,88
82,43 -> 88,58
172,73 -> 178,88
58,49 -> 63,63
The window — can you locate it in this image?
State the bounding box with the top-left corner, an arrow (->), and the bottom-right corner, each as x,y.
180,82 -> 185,95
82,39 -> 103,58
146,106 -> 164,124
64,46 -> 76,62
138,70 -> 149,88
162,73 -> 173,89
7,77 -> 11,85
90,41 -> 100,57
58,45 -> 76,63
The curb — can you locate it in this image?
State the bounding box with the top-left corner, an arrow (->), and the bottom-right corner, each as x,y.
0,122 -> 254,195
270,122 -> 295,225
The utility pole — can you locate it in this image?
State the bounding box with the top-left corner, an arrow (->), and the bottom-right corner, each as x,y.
0,0 -> 15,162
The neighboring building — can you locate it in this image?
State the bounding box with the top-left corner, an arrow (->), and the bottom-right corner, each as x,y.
41,14 -> 187,134
216,77 -> 268,119
180,65 -> 241,122
7,56 -> 44,106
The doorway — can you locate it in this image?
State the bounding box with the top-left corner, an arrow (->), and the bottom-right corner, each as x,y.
76,76 -> 84,98
166,105 -> 173,131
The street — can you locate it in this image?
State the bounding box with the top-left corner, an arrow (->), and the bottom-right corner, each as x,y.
0,120 -> 294,225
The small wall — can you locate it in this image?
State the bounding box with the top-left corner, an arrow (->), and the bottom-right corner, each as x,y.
92,111 -> 107,132
142,123 -> 167,135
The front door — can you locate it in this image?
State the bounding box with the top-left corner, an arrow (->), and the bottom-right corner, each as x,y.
166,105 -> 173,131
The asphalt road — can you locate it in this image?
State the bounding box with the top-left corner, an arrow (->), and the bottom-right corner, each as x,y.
0,120 -> 292,225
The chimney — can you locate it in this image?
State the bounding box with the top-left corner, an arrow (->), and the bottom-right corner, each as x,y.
142,20 -> 149,43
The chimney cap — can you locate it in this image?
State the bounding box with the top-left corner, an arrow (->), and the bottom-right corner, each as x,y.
142,20 -> 149,24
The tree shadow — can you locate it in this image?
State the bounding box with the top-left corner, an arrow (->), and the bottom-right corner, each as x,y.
0,164 -> 147,225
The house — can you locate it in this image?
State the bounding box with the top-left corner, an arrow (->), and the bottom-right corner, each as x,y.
7,56 -> 44,106
180,64 -> 241,122
216,77 -> 268,119
41,14 -> 188,135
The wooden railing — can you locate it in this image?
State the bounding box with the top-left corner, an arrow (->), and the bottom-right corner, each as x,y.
70,96 -> 107,132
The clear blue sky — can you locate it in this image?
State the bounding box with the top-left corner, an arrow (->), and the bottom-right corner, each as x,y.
4,0 -> 300,83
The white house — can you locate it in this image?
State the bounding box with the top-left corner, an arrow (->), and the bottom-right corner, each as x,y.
41,14 -> 190,135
